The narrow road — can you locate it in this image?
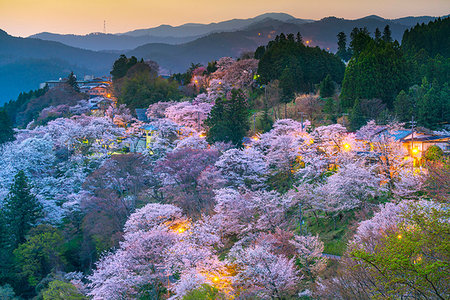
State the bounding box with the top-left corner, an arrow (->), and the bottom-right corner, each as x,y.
321,253 -> 342,260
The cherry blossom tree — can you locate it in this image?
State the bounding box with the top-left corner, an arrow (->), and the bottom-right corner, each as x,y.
312,124 -> 355,160
290,235 -> 327,281
212,188 -> 293,239
165,101 -> 213,130
146,101 -> 176,119
221,59 -> 258,89
145,118 -> 181,157
175,134 -> 209,150
212,188 -> 255,237
214,148 -> 268,190
155,148 -> 220,216
230,241 -> 299,298
302,162 -> 383,219
192,79 -> 232,104
44,115 -> 125,155
88,203 -> 183,299
105,104 -> 133,128
355,121 -> 409,188
215,57 -> 235,72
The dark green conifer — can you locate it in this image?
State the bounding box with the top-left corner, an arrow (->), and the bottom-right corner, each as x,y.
2,170 -> 42,247
0,110 -> 15,145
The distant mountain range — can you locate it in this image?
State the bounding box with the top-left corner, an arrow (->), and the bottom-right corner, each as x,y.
1,13 -> 448,104
29,13 -> 308,51
28,13 -> 443,52
0,29 -> 117,103
126,14 -> 447,74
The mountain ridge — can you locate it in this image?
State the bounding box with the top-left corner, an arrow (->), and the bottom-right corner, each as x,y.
2,13 -> 448,104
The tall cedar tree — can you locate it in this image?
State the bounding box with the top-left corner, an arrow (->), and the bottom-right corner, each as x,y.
341,31 -> 410,108
2,170 -> 42,247
402,17 -> 450,86
349,27 -> 372,56
336,32 -> 351,61
66,72 -> 80,93
349,99 -> 366,131
257,32 -> 345,94
319,74 -> 335,98
382,25 -> 393,43
0,110 -> 15,145
374,28 -> 382,41
205,89 -> 250,146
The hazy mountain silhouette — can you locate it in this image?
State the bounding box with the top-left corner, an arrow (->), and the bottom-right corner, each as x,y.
127,14 -> 445,73
121,13 -> 302,37
0,30 -> 116,103
30,13 -> 308,51
1,13 -> 447,104
29,32 -> 204,51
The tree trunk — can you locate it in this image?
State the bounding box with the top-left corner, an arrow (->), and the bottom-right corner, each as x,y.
313,211 -> 319,227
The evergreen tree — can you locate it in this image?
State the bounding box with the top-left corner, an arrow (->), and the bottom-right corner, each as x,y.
110,54 -> 129,80
0,110 -> 15,145
341,39 -> 410,108
296,32 -> 303,44
319,74 -> 335,98
280,67 -> 296,99
417,80 -> 450,129
279,66 -> 299,117
323,97 -> 337,122
336,32 -> 351,61
349,99 -> 366,131
206,60 -> 218,74
402,17 -> 450,86
374,28 -> 382,41
254,46 -> 266,60
0,213 -> 13,284
66,72 -> 79,93
205,89 -> 250,146
393,90 -> 413,122
259,96 -> 274,133
126,56 -> 138,69
2,170 -> 42,247
350,27 -> 372,56
402,17 -> 449,58
382,25 -> 393,43
257,32 -> 345,94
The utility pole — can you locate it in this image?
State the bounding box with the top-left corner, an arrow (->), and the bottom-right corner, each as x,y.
253,113 -> 256,134
409,116 -> 417,172
299,111 -> 305,132
299,203 -> 303,235
103,20 -> 106,34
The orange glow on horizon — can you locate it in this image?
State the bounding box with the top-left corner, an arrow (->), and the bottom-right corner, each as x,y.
1,1 -> 447,37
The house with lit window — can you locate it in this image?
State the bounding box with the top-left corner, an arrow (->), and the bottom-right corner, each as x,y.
88,84 -> 110,98
358,127 -> 450,157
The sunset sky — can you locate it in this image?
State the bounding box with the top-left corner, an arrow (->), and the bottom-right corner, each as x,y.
1,0 -> 449,37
